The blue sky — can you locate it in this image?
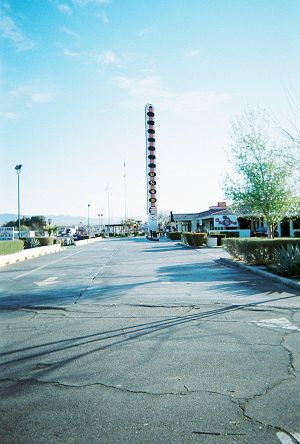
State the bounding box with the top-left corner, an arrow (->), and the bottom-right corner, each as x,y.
1,0 -> 300,223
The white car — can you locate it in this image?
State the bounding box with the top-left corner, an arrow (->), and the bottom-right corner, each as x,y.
61,235 -> 75,246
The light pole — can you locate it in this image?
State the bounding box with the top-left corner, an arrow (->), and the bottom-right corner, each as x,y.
15,164 -> 22,238
98,213 -> 103,233
105,185 -> 111,234
87,204 -> 90,235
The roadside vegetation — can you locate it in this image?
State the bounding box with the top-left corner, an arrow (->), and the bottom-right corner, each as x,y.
0,240 -> 24,255
218,107 -> 300,278
2,215 -> 49,234
224,107 -> 299,238
223,238 -> 300,278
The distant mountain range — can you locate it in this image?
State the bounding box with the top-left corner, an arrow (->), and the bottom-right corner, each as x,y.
0,213 -> 122,226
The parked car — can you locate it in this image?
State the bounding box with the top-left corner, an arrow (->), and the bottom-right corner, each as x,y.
254,227 -> 268,237
60,235 -> 75,246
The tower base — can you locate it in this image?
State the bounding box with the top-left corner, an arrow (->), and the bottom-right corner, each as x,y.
146,235 -> 159,242
146,230 -> 159,241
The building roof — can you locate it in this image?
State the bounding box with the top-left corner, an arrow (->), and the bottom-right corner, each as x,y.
197,208 -> 226,219
172,213 -> 199,220
173,208 -> 227,221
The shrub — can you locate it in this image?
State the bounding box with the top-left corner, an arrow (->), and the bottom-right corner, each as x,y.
167,232 -> 182,241
223,238 -> 300,265
273,244 -> 300,276
36,237 -> 55,246
294,230 -> 300,238
24,238 -> 40,249
182,232 -> 207,247
0,240 -> 24,255
221,231 -> 240,238
222,238 -> 240,259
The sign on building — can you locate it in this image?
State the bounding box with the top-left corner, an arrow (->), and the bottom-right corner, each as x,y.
214,215 -> 238,229
17,231 -> 35,238
0,227 -> 15,241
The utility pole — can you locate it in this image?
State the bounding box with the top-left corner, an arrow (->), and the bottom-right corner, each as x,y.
123,161 -> 127,234
105,185 -> 110,234
15,164 -> 22,238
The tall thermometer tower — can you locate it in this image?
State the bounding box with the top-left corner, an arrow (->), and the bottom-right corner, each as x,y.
145,104 -> 158,238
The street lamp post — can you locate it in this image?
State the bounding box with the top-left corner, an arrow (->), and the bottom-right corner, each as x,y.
98,213 -> 103,233
87,204 -> 90,235
15,164 -> 22,238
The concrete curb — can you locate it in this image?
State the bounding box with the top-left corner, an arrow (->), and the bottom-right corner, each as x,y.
74,237 -> 103,247
0,237 -> 104,267
0,244 -> 64,267
219,257 -> 300,292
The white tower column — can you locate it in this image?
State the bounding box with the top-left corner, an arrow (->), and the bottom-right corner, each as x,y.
145,104 -> 158,236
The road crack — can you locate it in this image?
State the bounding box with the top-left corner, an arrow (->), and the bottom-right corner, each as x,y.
0,377 -> 191,396
74,248 -> 119,304
280,332 -> 297,376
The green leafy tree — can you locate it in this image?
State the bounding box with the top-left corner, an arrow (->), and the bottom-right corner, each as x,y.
279,90 -> 300,148
21,217 -> 31,227
2,220 -> 17,228
3,216 -> 47,233
3,220 -> 29,231
121,218 -> 141,235
45,225 -> 58,236
225,108 -> 299,237
29,216 -> 47,230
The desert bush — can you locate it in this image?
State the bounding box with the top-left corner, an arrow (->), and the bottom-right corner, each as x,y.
36,237 -> 55,246
221,231 -> 240,238
0,240 -> 24,255
167,232 -> 182,241
182,232 -> 207,247
223,238 -> 300,265
272,244 -> 300,276
222,238 -> 240,258
24,238 -> 40,249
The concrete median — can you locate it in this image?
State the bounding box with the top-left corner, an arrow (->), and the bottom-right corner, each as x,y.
0,243 -> 64,267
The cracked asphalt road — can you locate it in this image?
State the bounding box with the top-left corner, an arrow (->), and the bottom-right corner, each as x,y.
0,237 -> 300,443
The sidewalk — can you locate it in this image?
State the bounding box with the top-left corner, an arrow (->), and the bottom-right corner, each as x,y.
180,242 -> 300,293
219,257 -> 300,292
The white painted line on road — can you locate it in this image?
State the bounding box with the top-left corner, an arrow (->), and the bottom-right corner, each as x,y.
248,318 -> 299,331
13,250 -> 83,280
292,433 -> 300,443
277,432 -> 294,444
277,431 -> 300,443
34,277 -> 59,287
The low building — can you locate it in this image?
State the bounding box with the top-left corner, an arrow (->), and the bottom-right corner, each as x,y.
170,202 -> 300,237
171,202 -> 237,233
